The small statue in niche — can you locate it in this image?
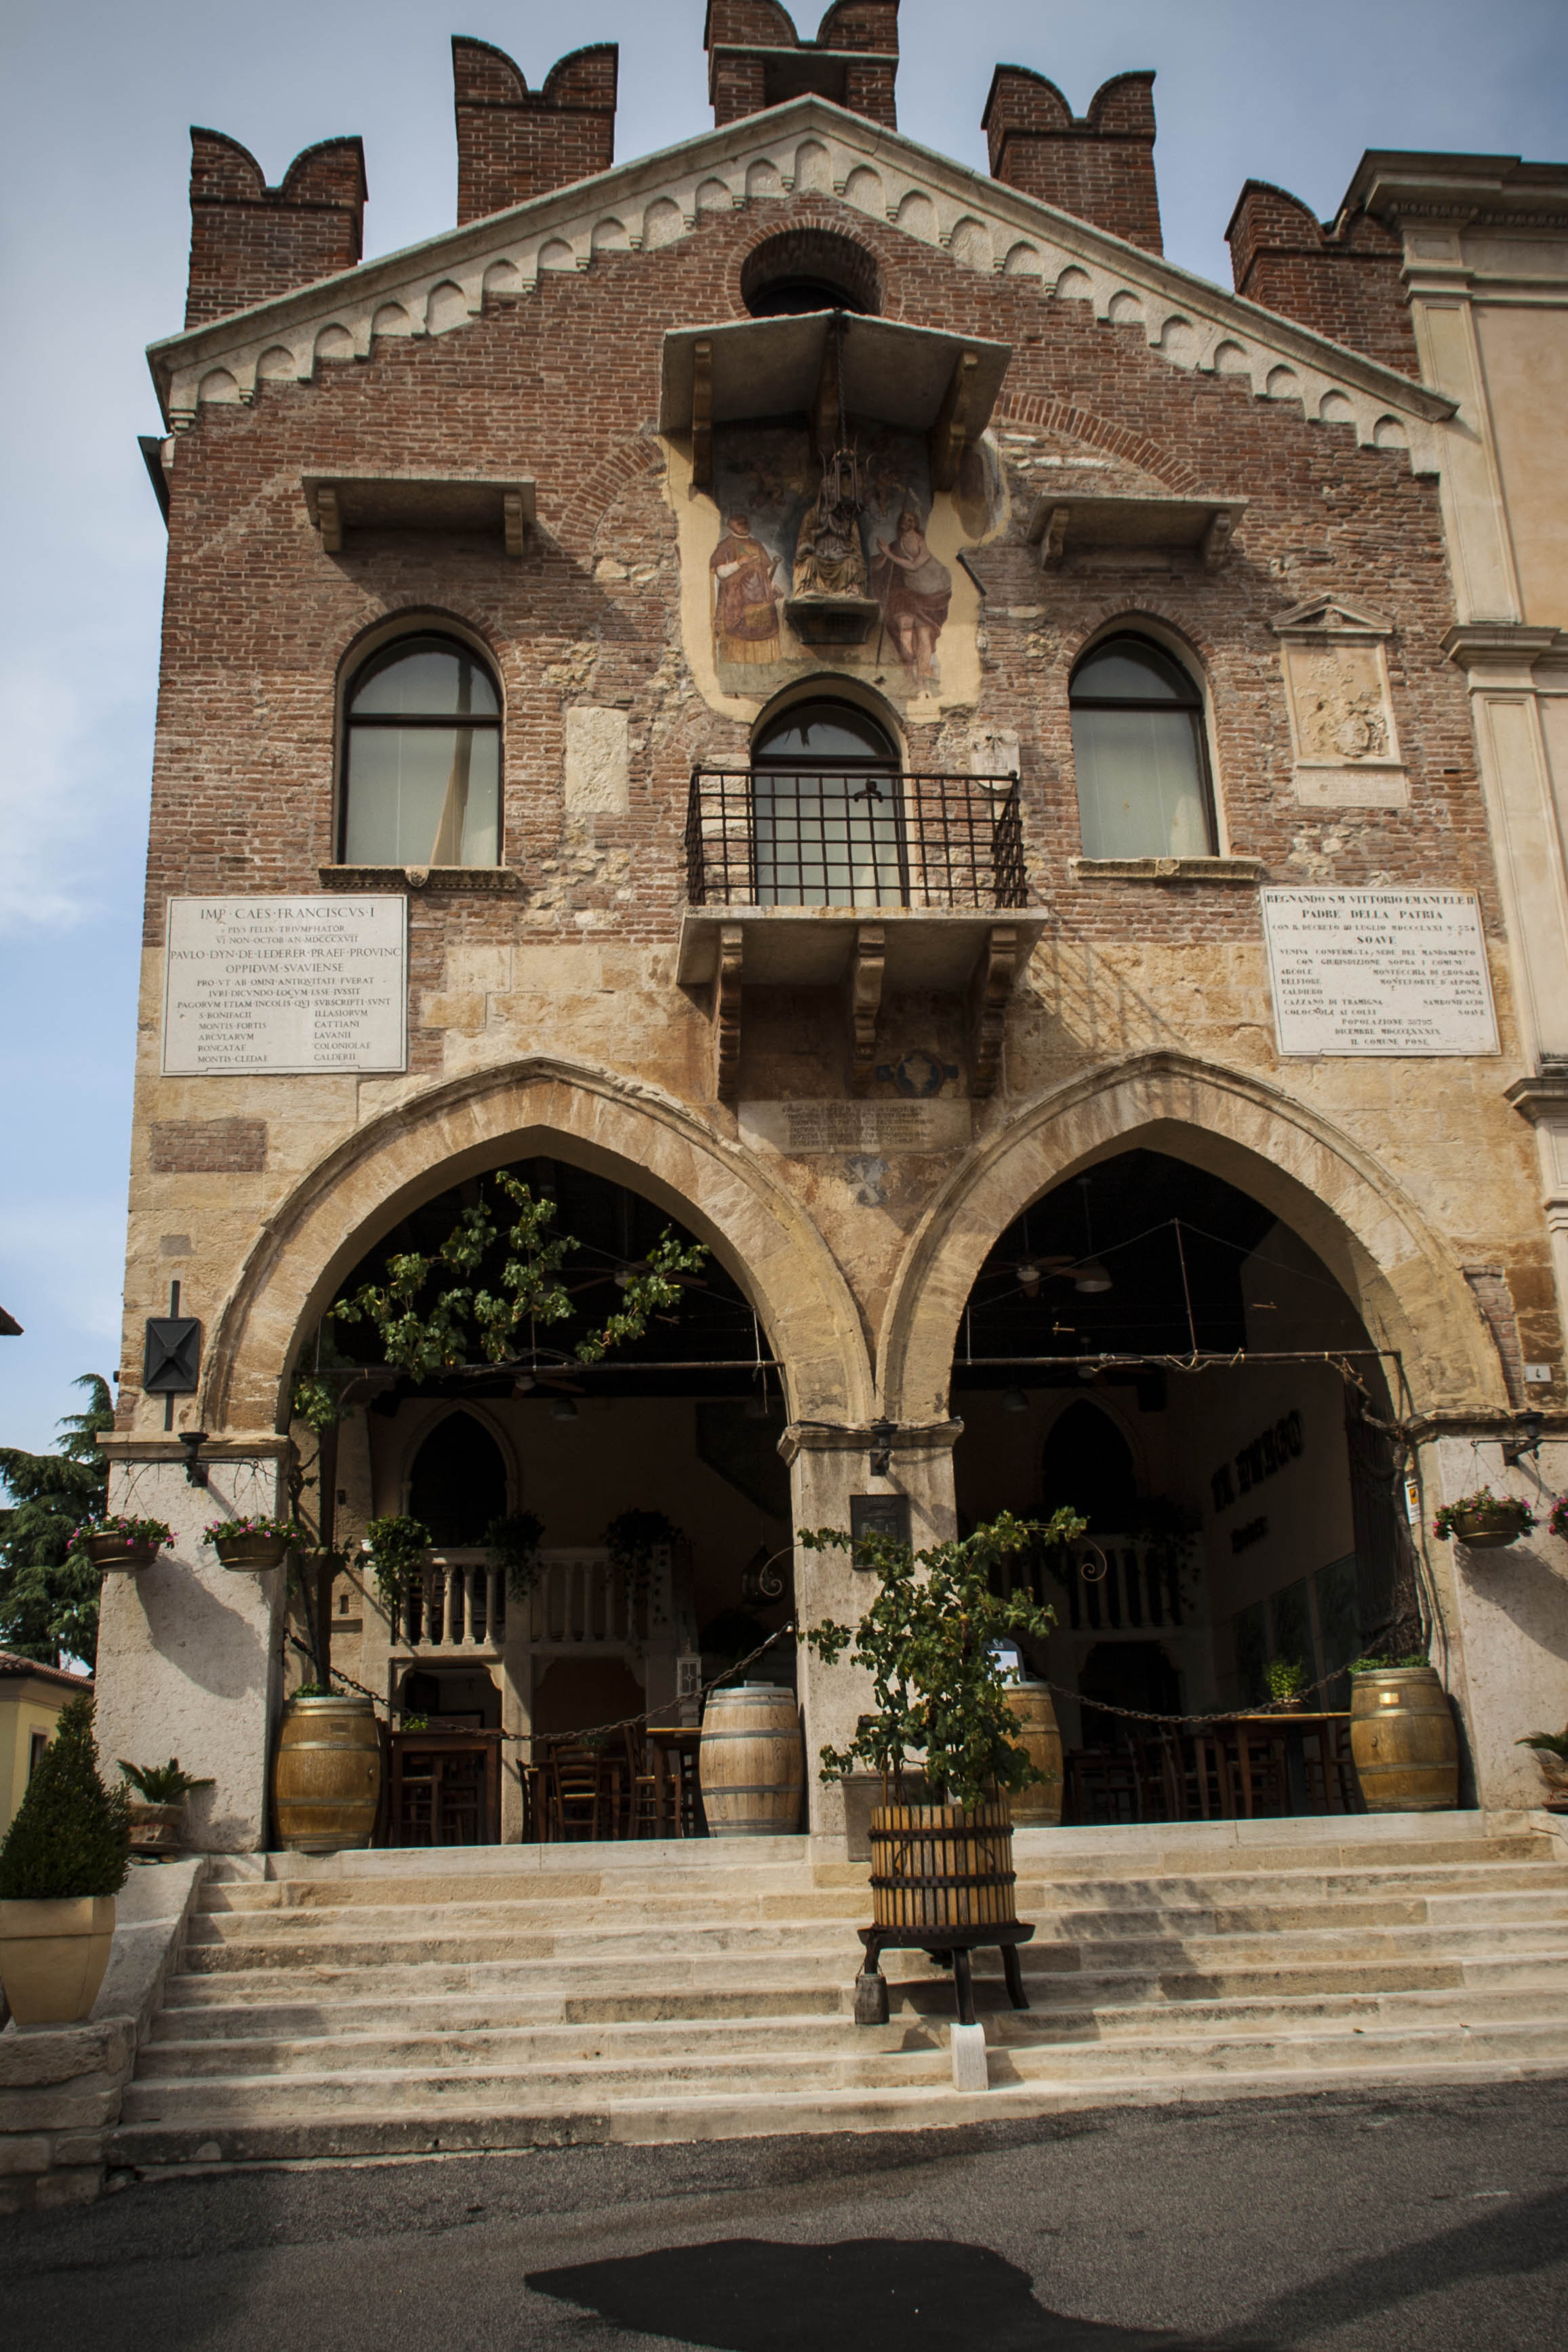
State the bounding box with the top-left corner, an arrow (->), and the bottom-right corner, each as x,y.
791,446 -> 869,601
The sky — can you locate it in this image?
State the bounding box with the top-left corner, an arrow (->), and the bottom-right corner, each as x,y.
1,0 -> 1566,1461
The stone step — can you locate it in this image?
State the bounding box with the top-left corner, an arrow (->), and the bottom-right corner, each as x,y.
135,1974 -> 1568,2081
117,2008 -> 1568,2131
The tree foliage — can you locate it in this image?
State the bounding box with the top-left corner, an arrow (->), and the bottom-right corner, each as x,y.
0,1374 -> 113,1669
0,1695 -> 130,1900
330,1172 -> 707,1376
803,1508 -> 1085,1809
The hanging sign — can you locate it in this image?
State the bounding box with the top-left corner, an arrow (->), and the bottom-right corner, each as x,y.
1261,888 -> 1498,1056
162,896 -> 407,1075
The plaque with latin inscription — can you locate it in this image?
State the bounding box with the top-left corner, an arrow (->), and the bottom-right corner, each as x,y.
1261,888 -> 1498,1057
162,896 -> 407,1075
740,1100 -> 972,1155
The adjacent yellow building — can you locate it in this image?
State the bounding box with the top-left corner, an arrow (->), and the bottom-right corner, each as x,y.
0,1654 -> 94,1835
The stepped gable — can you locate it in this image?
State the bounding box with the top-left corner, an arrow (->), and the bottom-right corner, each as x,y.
185,129 -> 367,330
453,37 -> 619,225
705,2 -> 900,129
1226,179 -> 1418,377
150,94 -> 1453,464
983,67 -> 1162,256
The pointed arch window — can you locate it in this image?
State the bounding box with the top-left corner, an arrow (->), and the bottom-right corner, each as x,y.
342,635 -> 501,868
1069,635 -> 1215,859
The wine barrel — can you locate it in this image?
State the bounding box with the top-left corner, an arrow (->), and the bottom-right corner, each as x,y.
273,1694 -> 382,1851
698,1683 -> 804,1837
1350,1667 -> 1459,1812
1004,1681 -> 1064,1827
870,1801 -> 1017,1932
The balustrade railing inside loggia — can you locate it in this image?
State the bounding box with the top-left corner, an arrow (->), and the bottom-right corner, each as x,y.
1001,1535 -> 1188,1637
685,768 -> 1028,909
393,1547 -> 672,1654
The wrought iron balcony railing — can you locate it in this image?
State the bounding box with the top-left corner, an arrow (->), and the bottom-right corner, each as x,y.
685,768 -> 1028,911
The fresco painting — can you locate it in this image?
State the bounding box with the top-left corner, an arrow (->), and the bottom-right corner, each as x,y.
678,421 -> 992,714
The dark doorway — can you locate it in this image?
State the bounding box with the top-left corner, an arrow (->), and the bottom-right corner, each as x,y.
1041,1402 -> 1138,1532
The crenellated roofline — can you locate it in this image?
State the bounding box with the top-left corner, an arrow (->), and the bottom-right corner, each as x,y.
146,93 -> 1456,458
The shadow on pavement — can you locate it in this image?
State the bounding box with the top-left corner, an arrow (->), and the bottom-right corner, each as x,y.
527,2237 -> 1281,2351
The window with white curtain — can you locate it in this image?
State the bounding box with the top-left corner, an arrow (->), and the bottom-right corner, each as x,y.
1069,636 -> 1215,860
342,635 -> 501,868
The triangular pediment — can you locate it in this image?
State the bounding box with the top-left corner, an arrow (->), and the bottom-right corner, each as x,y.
149,93 -> 1455,473
1270,595 -> 1395,638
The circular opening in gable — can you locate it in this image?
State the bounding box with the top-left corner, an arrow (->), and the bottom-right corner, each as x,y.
742,229 -> 881,319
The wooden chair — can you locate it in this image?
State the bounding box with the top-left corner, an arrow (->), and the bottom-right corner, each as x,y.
1304,1721 -> 1361,1814
622,1728 -> 660,1839
549,1746 -> 605,1840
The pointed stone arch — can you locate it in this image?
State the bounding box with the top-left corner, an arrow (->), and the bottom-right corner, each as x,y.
877,1050 -> 1506,1422
203,1056 -> 872,1435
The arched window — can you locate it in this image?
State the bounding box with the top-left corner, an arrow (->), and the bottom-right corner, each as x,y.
407,1412 -> 508,1546
751,699 -> 902,906
1069,635 -> 1215,860
342,635 -> 501,868
1041,1401 -> 1138,1534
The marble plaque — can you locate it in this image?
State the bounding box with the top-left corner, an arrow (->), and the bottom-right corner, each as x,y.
163,896 -> 407,1075
1261,889 -> 1499,1057
740,1100 -> 973,1155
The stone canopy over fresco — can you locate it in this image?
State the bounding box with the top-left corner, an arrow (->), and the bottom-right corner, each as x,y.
672,425 -> 1004,717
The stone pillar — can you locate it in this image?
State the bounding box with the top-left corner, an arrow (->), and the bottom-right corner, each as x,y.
780,1418 -> 961,1843
94,1440 -> 289,1852
1422,1431 -> 1568,1810
1508,1075 -> 1568,1368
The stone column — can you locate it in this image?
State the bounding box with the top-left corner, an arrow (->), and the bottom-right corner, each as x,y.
94,1439 -> 289,1852
1508,1075 -> 1568,1368
1424,1429 -> 1568,1810
780,1418 -> 961,1842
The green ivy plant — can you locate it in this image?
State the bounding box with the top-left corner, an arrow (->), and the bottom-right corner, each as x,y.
487,1511 -> 546,1601
802,1507 -> 1085,1811
0,1696 -> 130,1900
365,1515 -> 431,1612
290,1376 -> 343,1435
118,1759 -> 214,1803
330,1172 -> 708,1377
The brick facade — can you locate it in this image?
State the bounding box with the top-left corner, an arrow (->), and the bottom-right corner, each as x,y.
185,132 -> 366,330
706,1 -> 899,129
453,38 -> 618,224
1226,181 -> 1418,378
983,68 -> 1162,256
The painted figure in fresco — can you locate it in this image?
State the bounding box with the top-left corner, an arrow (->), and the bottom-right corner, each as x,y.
792,448 -> 869,601
710,513 -> 783,664
872,508 -> 951,692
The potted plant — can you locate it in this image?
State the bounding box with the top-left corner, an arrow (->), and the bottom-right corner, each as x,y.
0,1696 -> 130,2025
1548,1496 -> 1568,1544
603,1508 -> 681,1629
487,1509 -> 545,1601
803,1506 -> 1083,1930
117,1758 -> 214,1854
1264,1656 -> 1308,1711
68,1514 -> 174,1573
1432,1488 -> 1536,1551
1516,1726 -> 1568,1813
202,1513 -> 305,1572
364,1514 -> 430,1615
1346,1654 -> 1459,1812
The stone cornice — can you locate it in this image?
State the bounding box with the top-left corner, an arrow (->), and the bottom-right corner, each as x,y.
146,94 -> 1455,459
779,1418 -> 963,1462
1444,622 -> 1567,673
1506,1073 -> 1568,1124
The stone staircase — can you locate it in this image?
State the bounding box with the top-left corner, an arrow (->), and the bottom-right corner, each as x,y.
108,1812 -> 1568,2168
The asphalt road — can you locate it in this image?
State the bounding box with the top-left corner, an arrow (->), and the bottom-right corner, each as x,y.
3,2081 -> 1565,2351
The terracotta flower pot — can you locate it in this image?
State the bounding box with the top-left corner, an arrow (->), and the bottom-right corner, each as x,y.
80,1531 -> 159,1572
127,1801 -> 184,1854
213,1532 -> 289,1572
0,1895 -> 117,2026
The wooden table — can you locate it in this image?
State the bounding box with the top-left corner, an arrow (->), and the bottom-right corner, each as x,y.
387,1729 -> 502,1846
644,1726 -> 703,1837
1191,1712 -> 1352,1819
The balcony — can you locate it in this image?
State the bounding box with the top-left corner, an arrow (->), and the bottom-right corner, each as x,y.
678,768 -> 1047,1102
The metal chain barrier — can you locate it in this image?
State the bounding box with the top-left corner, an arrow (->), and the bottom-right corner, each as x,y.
283,1620 -> 799,1750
